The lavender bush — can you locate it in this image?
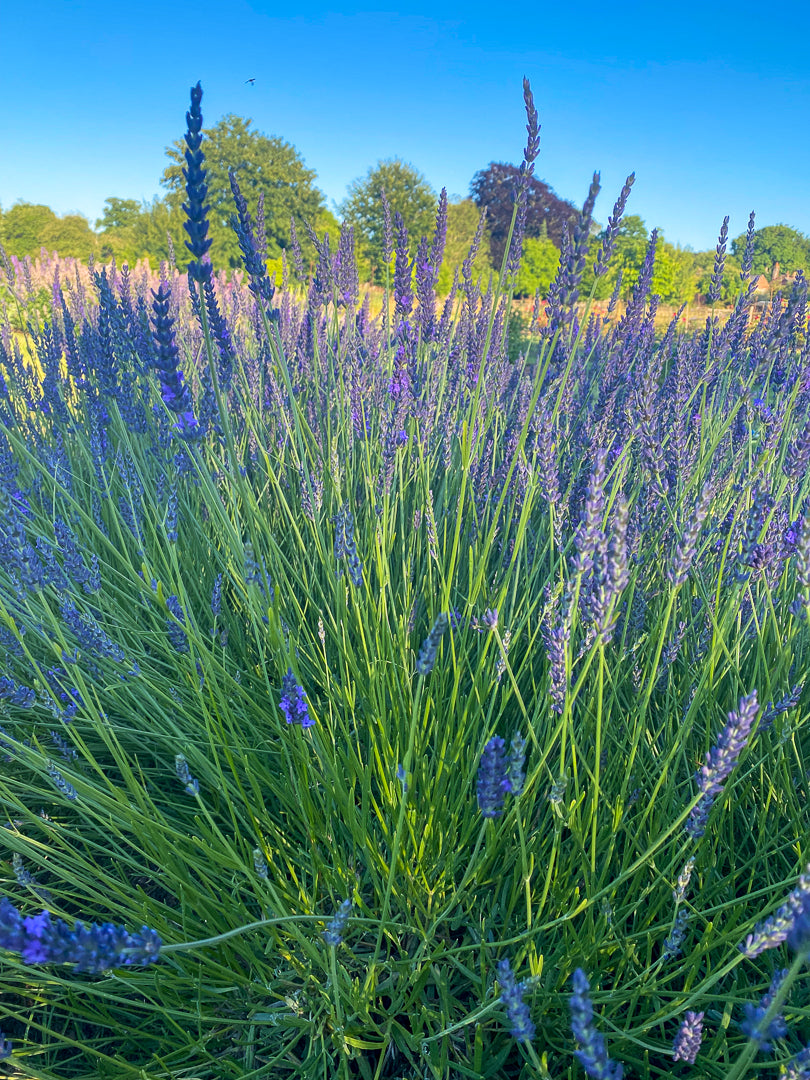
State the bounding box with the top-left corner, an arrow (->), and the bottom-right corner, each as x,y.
0,79 -> 809,1080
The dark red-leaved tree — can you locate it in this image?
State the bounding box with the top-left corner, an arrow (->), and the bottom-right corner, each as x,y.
470,162 -> 580,268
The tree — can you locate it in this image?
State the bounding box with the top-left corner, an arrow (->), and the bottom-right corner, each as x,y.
338,158 -> 437,284
96,198 -> 144,233
582,216 -> 701,306
469,162 -> 580,269
730,224 -> 810,277
513,229 -> 560,298
95,196 -> 186,269
40,213 -> 98,262
435,198 -> 493,294
0,202 -> 60,258
161,114 -> 329,273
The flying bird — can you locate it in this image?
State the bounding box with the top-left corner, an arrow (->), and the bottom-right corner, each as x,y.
245,78 -> 256,85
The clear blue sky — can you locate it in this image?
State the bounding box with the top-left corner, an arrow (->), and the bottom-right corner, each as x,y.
1,0 -> 808,253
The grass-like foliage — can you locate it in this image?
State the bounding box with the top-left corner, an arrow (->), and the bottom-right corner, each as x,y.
1,79 -> 810,1080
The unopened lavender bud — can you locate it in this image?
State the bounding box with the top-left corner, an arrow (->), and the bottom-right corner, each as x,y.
416,613 -> 448,675
175,754 -> 199,796
322,898 -> 352,946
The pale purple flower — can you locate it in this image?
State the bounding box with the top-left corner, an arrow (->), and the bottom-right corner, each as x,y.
672,1011 -> 704,1063
685,691 -> 759,839
497,957 -> 535,1042
569,968 -> 623,1079
708,215 -> 730,303
477,737 -> 510,818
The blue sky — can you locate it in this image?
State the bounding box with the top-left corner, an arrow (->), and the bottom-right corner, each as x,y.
1,0 -> 808,252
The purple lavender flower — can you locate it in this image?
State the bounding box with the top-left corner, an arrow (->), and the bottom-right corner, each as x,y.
740,211 -> 756,279
740,865 -> 810,957
497,957 -> 535,1042
47,763 -> 77,801
477,736 -> 510,818
708,215 -> 730,304
165,594 -> 189,654
211,572 -> 223,619
0,676 -> 36,708
787,891 -> 810,957
331,505 -> 364,587
569,968 -> 623,1079
393,212 -> 413,318
279,668 -> 312,728
174,754 -> 199,796
594,174 -> 636,278
760,684 -> 803,732
322,898 -> 352,946
662,908 -> 691,959
668,483 -> 713,587
0,896 -> 161,973
672,1011 -> 704,1063
150,280 -> 199,439
685,691 -> 759,839
380,187 -> 394,265
416,613 -> 449,676
229,169 -> 277,312
543,619 -> 568,715
0,1031 -> 10,1060
288,216 -> 305,279
182,82 -> 212,284
740,969 -> 788,1052
783,1046 -> 810,1079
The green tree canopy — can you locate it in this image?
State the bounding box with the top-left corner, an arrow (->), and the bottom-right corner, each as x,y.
0,202 -> 100,262
0,202 -> 60,258
96,197 -> 144,232
338,158 -> 438,284
161,114 -> 329,273
513,231 -> 560,299
435,198 -> 493,294
95,196 -> 186,269
40,213 -> 98,262
583,215 -> 701,305
730,223 -> 810,277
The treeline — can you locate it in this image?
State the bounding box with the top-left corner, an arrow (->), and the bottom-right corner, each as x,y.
1,111 -> 809,306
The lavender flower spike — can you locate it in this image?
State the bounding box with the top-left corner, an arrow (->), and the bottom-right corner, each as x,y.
182,82 -> 212,284
497,957 -> 535,1042
279,668 -> 313,728
569,968 -> 623,1079
739,969 -> 788,1052
685,691 -> 759,839
739,865 -> 810,958
595,174 -> 636,278
477,736 -> 510,818
322,899 -> 352,946
672,1011 -> 704,1063
708,215 -> 730,304
0,1031 -> 10,1060
416,613 -> 449,675
0,896 -> 161,973
783,1046 -> 810,1080
175,754 -> 199,796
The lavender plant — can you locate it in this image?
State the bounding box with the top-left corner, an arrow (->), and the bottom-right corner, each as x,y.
0,78 -> 808,1080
